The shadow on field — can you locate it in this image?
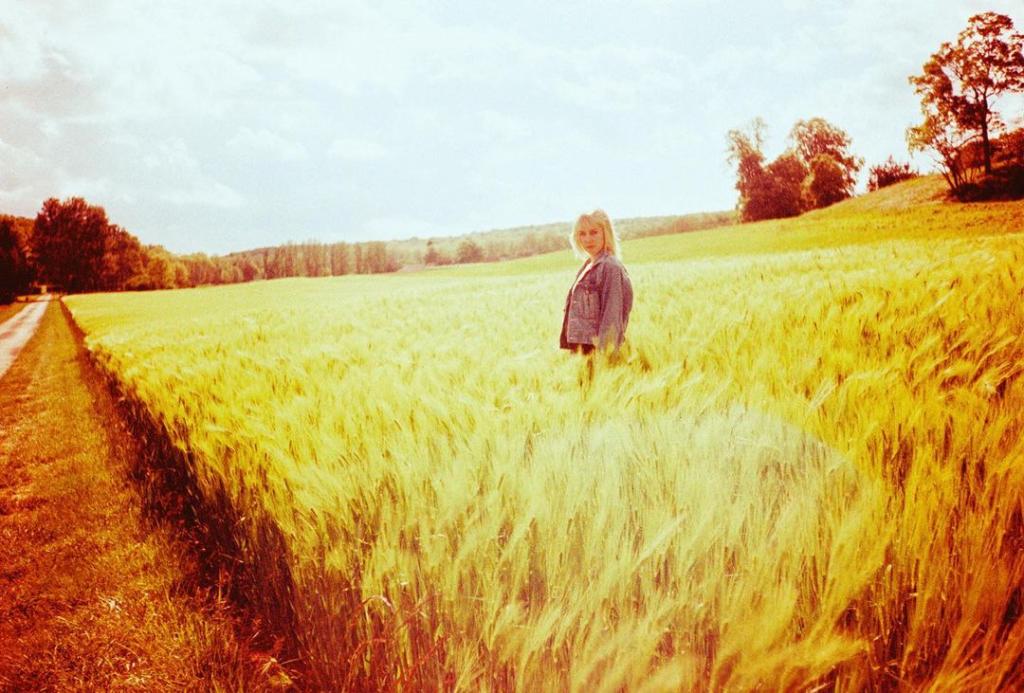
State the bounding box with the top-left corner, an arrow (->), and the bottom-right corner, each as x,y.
61,303 -> 303,678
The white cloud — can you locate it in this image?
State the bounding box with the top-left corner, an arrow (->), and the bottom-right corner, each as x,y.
358,215 -> 455,241
142,139 -> 201,171
475,110 -> 530,141
228,127 -> 308,162
160,181 -> 245,209
0,7 -> 51,82
139,139 -> 245,208
0,138 -> 54,213
327,138 -> 390,161
55,176 -> 134,205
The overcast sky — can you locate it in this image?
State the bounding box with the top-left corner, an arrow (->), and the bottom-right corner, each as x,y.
2,1 -> 1022,254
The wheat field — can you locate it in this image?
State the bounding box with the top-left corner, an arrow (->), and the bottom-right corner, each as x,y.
64,188 -> 1024,690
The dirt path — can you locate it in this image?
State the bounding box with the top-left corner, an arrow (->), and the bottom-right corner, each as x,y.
0,302 -> 290,690
0,298 -> 48,378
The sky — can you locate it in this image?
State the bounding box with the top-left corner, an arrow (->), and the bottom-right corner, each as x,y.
2,1 -> 1022,255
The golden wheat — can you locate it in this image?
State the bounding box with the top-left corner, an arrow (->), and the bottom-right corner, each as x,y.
65,211 -> 1024,690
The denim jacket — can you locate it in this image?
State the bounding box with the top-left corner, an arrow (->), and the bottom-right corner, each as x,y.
559,251 -> 633,351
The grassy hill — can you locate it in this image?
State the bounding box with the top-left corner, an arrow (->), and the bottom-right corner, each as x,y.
384,209 -> 737,266
437,174 -> 1019,277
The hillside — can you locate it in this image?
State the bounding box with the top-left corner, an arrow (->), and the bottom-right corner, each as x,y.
437,174 -> 1022,277
811,174 -> 948,214
382,209 -> 737,263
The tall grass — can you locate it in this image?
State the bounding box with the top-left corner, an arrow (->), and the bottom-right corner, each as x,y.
64,194 -> 1024,689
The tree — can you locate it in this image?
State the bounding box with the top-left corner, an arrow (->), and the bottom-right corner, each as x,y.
363,242 -> 383,273
281,243 -> 297,277
424,240 -> 452,265
302,241 -> 329,277
0,218 -> 32,303
726,118 -> 768,221
424,240 -> 441,265
727,119 -> 775,221
217,258 -> 243,284
329,242 -> 351,275
32,197 -> 110,292
184,253 -> 218,286
727,119 -> 807,221
101,225 -> 146,291
353,244 -> 364,274
265,246 -> 285,279
361,241 -> 398,273
456,239 -> 484,264
867,156 -> 919,191
909,12 -> 1024,181
804,155 -> 849,208
237,256 -> 263,282
140,245 -> 178,289
728,116 -> 866,217
789,118 -> 863,201
762,151 -> 807,218
908,108 -> 979,193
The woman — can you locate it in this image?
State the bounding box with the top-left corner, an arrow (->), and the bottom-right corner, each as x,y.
559,209 -> 633,354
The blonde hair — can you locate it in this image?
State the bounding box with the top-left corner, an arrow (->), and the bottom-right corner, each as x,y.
569,209 -> 622,260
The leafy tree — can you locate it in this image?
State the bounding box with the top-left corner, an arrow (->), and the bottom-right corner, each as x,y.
995,128 -> 1024,166
727,120 -> 807,221
363,242 -> 383,273
803,155 -> 849,209
907,109 -> 977,192
789,118 -> 863,201
218,259 -> 243,284
237,256 -> 262,282
361,241 -> 398,273
172,259 -> 189,287
424,240 -> 452,265
302,241 -> 329,277
0,218 -> 32,302
762,152 -> 808,218
330,242 -> 351,275
265,246 -> 285,279
275,242 -> 295,277
456,239 -> 485,264
909,12 -> 1024,183
140,245 -> 178,289
424,240 -> 441,265
726,118 -> 768,221
184,253 -> 219,286
867,156 -> 919,191
101,224 -> 146,291
728,117 -> 864,217
32,197 -> 110,292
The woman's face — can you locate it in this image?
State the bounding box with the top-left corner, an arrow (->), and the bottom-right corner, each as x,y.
578,223 -> 605,258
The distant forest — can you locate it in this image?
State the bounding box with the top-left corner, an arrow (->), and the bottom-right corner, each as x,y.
0,198 -> 734,303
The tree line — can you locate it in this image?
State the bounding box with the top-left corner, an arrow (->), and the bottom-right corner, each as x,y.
2,196 -> 738,303
0,198 -> 405,302
726,11 -> 1024,221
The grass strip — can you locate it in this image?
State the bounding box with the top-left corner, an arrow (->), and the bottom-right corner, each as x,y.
0,301 -> 294,690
